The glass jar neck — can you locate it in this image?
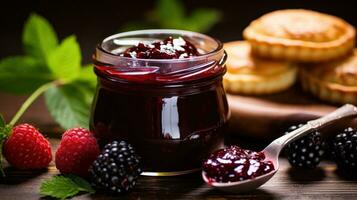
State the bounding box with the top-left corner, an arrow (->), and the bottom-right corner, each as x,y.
93,29 -> 227,90
94,53 -> 226,84
96,68 -> 226,96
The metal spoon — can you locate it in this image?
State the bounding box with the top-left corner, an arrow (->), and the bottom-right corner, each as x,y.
202,104 -> 357,193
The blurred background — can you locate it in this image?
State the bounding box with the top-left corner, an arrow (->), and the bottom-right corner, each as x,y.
1,0 -> 356,63
0,0 -> 356,132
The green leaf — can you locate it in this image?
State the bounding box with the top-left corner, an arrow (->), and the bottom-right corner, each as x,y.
0,114 -> 5,128
40,175 -> 94,200
22,13 -> 58,62
70,80 -> 95,108
47,36 -> 81,81
156,0 -> 184,21
44,84 -> 91,129
154,0 -> 185,28
120,0 -> 221,33
0,118 -> 12,176
0,56 -> 53,94
186,9 -> 221,32
67,174 -> 95,193
77,65 -> 97,88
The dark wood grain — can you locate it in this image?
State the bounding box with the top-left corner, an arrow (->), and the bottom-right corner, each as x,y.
227,86 -> 357,139
0,138 -> 356,200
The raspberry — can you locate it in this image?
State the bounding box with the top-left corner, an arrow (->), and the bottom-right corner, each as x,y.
55,128 -> 100,177
3,124 -> 52,169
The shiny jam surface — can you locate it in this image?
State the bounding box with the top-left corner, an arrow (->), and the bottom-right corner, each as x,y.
91,36 -> 229,173
202,146 -> 275,183
120,36 -> 200,59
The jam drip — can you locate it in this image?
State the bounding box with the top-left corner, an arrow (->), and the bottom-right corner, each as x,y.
120,36 -> 200,59
202,146 -> 274,183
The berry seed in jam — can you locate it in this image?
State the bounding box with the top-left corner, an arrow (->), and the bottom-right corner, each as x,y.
120,36 -> 200,59
202,146 -> 275,183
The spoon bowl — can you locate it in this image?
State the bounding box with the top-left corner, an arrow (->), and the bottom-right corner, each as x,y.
202,170 -> 277,193
202,104 -> 357,193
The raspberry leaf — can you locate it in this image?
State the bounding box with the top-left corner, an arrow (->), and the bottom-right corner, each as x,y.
186,9 -> 221,32
0,114 -> 6,176
0,116 -> 10,141
67,174 -> 95,192
47,36 -> 81,81
77,65 -> 97,88
155,0 -> 184,28
1,13 -> 97,131
154,0 -> 221,32
122,0 -> 221,33
44,84 -> 91,130
0,114 -> 5,128
0,114 -> 12,176
23,13 -> 58,63
0,56 -> 53,94
40,175 -> 95,200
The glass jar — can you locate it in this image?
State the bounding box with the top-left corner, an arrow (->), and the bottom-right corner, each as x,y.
91,30 -> 229,176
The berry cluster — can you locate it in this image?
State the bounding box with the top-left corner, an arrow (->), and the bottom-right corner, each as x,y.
55,128 -> 100,177
1,122 -> 141,194
3,124 -> 52,170
90,141 -> 141,193
55,129 -> 141,193
284,124 -> 326,169
331,127 -> 357,170
284,124 -> 357,171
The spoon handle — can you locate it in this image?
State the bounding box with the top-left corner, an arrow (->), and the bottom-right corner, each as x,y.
265,104 -> 357,154
307,104 -> 357,129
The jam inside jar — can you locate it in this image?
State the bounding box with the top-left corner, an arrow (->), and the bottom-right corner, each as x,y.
90,30 -> 230,176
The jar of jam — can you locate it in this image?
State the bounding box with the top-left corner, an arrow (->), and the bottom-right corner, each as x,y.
91,30 -> 229,176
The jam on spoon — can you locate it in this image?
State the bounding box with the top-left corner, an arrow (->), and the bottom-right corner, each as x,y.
201,105 -> 357,193
202,146 -> 274,183
120,36 -> 200,59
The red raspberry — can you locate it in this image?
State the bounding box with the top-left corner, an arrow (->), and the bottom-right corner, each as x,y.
3,124 -> 52,169
55,127 -> 100,177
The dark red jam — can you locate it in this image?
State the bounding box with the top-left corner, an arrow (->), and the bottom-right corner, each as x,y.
202,146 -> 275,183
91,31 -> 228,174
91,76 -> 228,172
120,37 -> 200,59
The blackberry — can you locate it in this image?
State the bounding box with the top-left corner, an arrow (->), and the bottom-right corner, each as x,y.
331,127 -> 357,170
284,124 -> 326,169
89,141 -> 141,193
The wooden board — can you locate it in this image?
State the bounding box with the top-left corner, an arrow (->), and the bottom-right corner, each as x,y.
227,86 -> 357,139
1,138 -> 357,200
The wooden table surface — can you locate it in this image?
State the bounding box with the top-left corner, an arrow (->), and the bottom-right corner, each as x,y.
1,138 -> 357,200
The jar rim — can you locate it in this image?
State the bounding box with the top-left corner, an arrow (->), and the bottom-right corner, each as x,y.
96,29 -> 224,63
